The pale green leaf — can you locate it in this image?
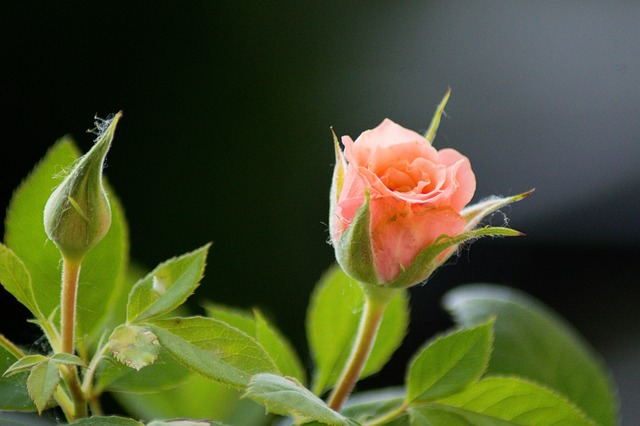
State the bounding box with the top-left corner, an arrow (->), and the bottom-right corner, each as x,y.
148,421 -> 229,426
204,304 -> 306,383
0,337 -> 34,410
3,355 -> 48,377
406,321 -> 493,403
254,310 -> 306,384
50,352 -> 86,367
4,139 -> 129,352
245,373 -> 358,425
146,316 -> 279,389
429,377 -> 594,425
108,325 -> 160,371
308,265 -> 409,394
70,417 -> 143,425
127,245 -> 210,323
204,303 -> 256,337
0,243 -> 42,319
26,360 -> 59,414
444,284 -> 618,426
342,388 -> 407,425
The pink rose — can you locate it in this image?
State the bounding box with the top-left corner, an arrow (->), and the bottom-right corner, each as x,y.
330,119 -> 476,284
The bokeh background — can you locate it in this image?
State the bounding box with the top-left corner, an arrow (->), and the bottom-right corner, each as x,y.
2,2 -> 639,423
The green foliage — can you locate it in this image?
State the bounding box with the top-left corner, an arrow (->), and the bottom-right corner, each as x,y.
0,243 -> 42,319
70,417 -> 143,425
205,304 -> 307,384
26,359 -> 59,414
0,339 -> 34,411
126,245 -> 210,323
244,373 -> 358,426
406,321 -> 493,403
4,139 -> 129,352
444,284 -> 618,426
411,377 -> 594,426
307,265 -> 409,395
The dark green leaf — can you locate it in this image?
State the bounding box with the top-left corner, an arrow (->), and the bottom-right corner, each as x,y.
444,284 -> 617,426
114,372 -> 266,425
127,245 -> 210,323
26,360 -> 59,414
406,321 -> 493,403
307,265 -> 408,394
245,373 -> 358,425
0,338 -> 35,410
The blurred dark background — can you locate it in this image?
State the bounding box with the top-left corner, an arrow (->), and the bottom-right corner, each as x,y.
1,1 -> 638,423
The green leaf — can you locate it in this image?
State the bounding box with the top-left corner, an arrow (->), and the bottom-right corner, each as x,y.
406,321 -> 493,403
409,405 -> 514,426
444,284 -> 618,426
204,305 -> 307,384
204,303 -> 257,336
148,421 -> 229,426
147,316 -> 279,389
114,372 -> 266,425
342,388 -> 407,425
0,338 -> 35,410
3,355 -> 48,377
308,265 -> 409,394
254,310 -> 307,384
50,353 -> 86,367
244,373 -> 358,426
70,417 -> 143,425
26,359 -> 59,414
108,325 -> 161,371
4,138 -> 129,352
0,243 -> 42,319
420,377 -> 594,425
127,245 -> 210,323
97,350 -> 188,394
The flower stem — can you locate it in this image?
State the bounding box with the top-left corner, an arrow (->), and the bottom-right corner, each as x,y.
59,256 -> 88,419
327,293 -> 390,411
61,257 -> 82,355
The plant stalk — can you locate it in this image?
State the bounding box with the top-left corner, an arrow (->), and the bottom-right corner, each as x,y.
59,257 -> 88,419
327,295 -> 388,411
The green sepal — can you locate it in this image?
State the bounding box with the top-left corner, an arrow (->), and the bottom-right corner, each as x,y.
461,189 -> 534,232
387,226 -> 521,289
334,193 -> 380,285
424,88 -> 451,143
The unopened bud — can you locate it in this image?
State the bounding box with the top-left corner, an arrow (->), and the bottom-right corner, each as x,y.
44,112 -> 121,260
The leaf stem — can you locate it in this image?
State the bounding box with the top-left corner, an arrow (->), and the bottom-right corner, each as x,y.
327,293 -> 389,411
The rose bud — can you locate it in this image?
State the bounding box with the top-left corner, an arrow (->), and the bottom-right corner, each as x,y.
44,112 -> 121,261
330,95 -> 529,288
